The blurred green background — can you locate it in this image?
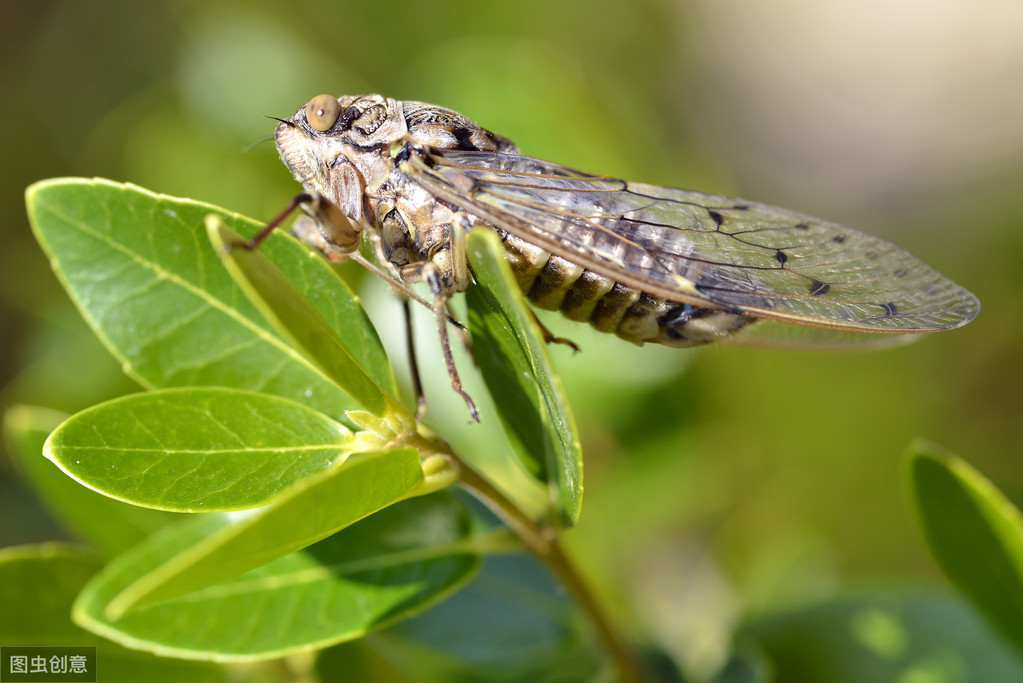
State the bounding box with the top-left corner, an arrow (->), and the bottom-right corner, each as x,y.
3,0 -> 1022,675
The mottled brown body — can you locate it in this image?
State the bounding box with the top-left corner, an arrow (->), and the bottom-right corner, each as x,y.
274,94 -> 768,349
276,94 -> 977,346
265,93 -> 977,417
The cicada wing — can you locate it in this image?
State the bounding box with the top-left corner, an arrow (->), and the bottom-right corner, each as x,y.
405,149 -> 978,336
712,319 -> 923,350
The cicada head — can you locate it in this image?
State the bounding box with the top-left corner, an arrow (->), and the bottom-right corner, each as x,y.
274,94 -> 409,190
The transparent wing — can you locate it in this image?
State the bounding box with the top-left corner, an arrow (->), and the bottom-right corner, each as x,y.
406,149 -> 978,334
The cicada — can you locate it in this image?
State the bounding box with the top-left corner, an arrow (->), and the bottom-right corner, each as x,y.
251,93 -> 979,419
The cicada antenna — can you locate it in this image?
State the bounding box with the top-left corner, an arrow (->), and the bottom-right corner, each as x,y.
240,133 -> 275,154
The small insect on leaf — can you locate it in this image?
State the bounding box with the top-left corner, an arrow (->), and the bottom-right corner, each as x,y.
254,93 -> 979,414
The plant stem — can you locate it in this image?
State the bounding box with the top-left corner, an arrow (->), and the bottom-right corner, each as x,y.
454,460 -> 646,683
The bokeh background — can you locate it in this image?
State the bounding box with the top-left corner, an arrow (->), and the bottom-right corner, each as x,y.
3,0 -> 1022,676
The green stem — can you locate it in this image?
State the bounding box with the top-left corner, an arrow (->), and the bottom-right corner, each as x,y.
454,460 -> 646,683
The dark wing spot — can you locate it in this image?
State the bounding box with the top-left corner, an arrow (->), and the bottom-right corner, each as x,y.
732,203 -> 750,210
774,249 -> 788,266
832,234 -> 846,243
880,302 -> 898,317
795,221 -> 810,230
708,210 -> 724,227
809,280 -> 831,296
892,267 -> 909,278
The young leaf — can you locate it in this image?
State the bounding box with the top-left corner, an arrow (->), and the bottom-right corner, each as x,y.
206,216 -> 402,418
25,178 -> 393,423
465,228 -> 582,526
103,446 -> 426,616
908,443 -> 1023,654
44,387 -> 352,512
0,544 -> 223,681
3,405 -> 178,555
74,495 -> 481,660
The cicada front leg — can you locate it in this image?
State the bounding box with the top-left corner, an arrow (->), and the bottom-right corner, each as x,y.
235,191 -> 361,258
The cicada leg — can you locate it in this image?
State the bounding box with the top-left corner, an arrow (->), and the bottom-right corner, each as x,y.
530,310 -> 581,353
401,298 -> 428,421
233,192 -> 361,256
424,263 -> 480,423
448,299 -> 475,364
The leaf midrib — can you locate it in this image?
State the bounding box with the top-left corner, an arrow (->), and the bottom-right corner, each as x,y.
55,445 -> 348,455
39,199 -> 338,393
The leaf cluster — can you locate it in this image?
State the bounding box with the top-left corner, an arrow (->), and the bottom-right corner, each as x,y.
7,179 -> 1023,681
10,179 -> 589,679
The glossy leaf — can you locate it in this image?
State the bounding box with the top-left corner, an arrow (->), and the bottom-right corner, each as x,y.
316,553 -> 599,681
25,178 -> 393,422
207,216 -> 400,418
3,405 -> 178,555
74,495 -> 481,660
44,387 -> 352,512
0,544 -> 223,682
465,228 -> 582,525
909,443 -> 1023,654
104,445 -> 425,615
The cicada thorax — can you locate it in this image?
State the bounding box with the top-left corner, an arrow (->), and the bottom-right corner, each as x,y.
311,97 -> 519,297
371,188 -> 465,293
401,101 -> 518,157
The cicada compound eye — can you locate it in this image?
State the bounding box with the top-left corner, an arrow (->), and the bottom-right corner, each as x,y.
304,94 -> 340,132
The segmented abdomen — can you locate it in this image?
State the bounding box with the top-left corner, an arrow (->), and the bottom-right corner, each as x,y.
498,232 -> 753,347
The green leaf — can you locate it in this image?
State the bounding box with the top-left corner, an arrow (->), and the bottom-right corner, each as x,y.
740,590 -> 1023,682
74,495 -> 481,660
316,553 -> 600,682
0,544 -> 106,644
465,228 -> 582,526
0,544 -> 223,682
44,387 -> 353,512
3,405 -> 178,555
710,647 -> 771,683
25,178 -> 393,422
103,445 -> 425,616
908,443 -> 1023,654
206,215 -> 400,418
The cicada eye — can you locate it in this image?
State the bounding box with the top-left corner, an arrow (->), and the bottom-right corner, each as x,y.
304,94 -> 340,132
